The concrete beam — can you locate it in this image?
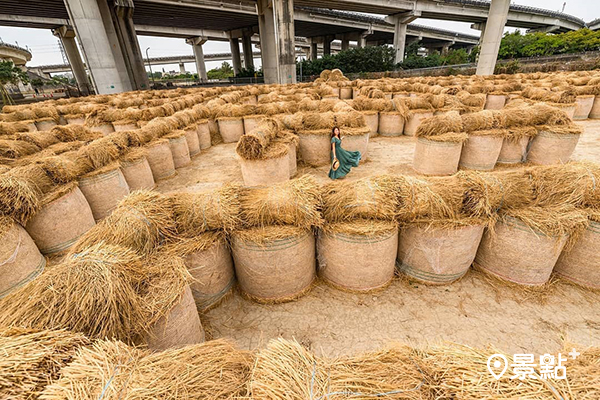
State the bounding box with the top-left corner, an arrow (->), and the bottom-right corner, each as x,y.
135,24 -> 229,40
476,0 -> 510,76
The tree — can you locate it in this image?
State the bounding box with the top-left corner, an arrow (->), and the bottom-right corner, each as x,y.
0,60 -> 29,106
206,62 -> 235,80
297,45 -> 396,76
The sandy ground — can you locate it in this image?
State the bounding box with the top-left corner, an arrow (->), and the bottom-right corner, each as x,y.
157,120 -> 600,356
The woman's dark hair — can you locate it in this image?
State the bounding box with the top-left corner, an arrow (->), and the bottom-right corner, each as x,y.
331,126 -> 340,139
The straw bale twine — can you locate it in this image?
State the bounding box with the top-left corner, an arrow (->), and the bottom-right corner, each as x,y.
232,225 -> 315,303
0,328 -> 90,399
78,164 -> 130,221
526,125 -> 582,165
475,207 -> 587,286
483,94 -> 506,110
42,339 -> 252,399
397,221 -> 484,284
218,117 -> 244,143
167,232 -> 235,311
25,184 -> 95,255
318,220 -> 398,291
573,94 -> 595,120
120,150 -> 156,191
413,134 -> 467,176
0,217 -> 45,299
146,139 -> 176,181
554,217 -> 600,289
459,130 -> 505,170
196,119 -> 212,149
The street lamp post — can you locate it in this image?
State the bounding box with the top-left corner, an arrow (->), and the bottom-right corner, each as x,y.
146,47 -> 155,87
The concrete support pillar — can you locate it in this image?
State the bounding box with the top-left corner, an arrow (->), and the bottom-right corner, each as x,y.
229,37 -> 242,75
441,44 -> 450,55
357,34 -> 367,48
323,36 -> 333,55
111,2 -> 150,90
392,20 -> 407,63
187,37 -> 208,82
63,0 -> 133,94
179,62 -> 186,74
341,35 -> 350,51
52,26 -> 92,95
310,40 -> 318,60
476,0 -> 510,76
241,33 -> 254,69
257,0 -> 296,84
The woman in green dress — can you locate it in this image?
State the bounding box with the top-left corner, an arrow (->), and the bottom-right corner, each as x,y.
329,126 -> 361,179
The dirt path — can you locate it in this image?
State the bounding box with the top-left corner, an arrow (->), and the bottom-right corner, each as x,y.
157,120 -> 600,356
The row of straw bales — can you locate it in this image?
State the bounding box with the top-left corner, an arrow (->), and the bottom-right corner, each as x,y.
2,329 -> 598,399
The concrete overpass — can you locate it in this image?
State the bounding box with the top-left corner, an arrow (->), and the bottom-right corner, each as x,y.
0,0 -> 586,92
0,42 -> 32,66
588,19 -> 600,31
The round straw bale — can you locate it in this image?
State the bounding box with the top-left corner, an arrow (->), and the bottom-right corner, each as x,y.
120,149 -> 156,191
573,95 -> 595,120
404,110 -> 434,137
167,232 -> 235,311
589,95 -> 600,119
361,111 -> 379,136
459,131 -> 505,171
397,221 -> 484,284
34,118 -> 57,132
297,130 -> 330,166
243,115 -> 264,134
146,139 -> 176,181
554,216 -> 600,289
143,284 -> 204,351
475,207 -> 587,285
378,112 -> 405,136
239,143 -> 290,187
526,126 -> 581,165
196,119 -> 212,149
0,139 -> 40,159
25,183 -> 95,255
497,127 -> 536,164
218,117 -> 244,143
78,164 -> 130,221
318,220 -> 398,292
232,225 -> 315,303
166,132 -> 191,169
413,134 -> 467,176
184,127 -> 201,157
168,184 -> 242,236
17,131 -> 59,149
0,217 -> 45,298
112,120 -> 139,132
483,94 -> 506,110
461,110 -> 494,132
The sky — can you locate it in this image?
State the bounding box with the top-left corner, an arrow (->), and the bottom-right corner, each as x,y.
0,0 -> 598,75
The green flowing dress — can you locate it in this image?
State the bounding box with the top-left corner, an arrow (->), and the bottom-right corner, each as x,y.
328,137 -> 361,179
